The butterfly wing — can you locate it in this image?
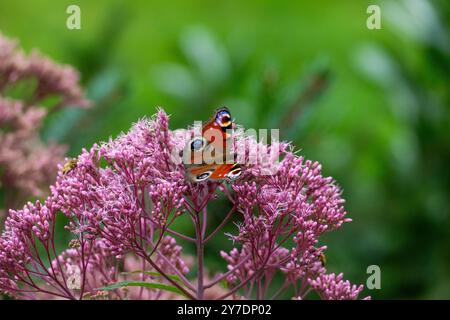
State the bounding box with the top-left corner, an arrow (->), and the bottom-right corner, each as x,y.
202,107 -> 233,137
209,163 -> 241,180
185,163 -> 242,182
184,107 -> 242,183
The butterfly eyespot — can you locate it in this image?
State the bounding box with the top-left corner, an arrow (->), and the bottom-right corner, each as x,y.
190,137 -> 206,152
195,171 -> 213,182
216,109 -> 232,128
220,115 -> 231,125
226,166 -> 242,180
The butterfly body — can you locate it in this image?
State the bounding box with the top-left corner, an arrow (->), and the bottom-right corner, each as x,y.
183,107 -> 242,183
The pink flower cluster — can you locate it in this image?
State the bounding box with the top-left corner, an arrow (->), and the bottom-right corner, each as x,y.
0,33 -> 89,108
0,108 -> 368,300
309,273 -> 367,300
0,32 -> 89,216
220,151 -> 353,299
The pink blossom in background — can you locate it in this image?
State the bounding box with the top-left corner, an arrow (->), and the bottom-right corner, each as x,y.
0,33 -> 89,215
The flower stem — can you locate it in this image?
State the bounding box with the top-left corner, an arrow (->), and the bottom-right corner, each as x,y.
205,205 -> 236,243
134,242 -> 196,300
195,211 -> 205,299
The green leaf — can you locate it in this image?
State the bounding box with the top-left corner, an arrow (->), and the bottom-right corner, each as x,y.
97,281 -> 186,297
120,270 -> 182,282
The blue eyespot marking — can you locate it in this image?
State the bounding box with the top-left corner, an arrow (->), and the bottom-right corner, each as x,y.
190,138 -> 204,151
196,171 -> 212,181
215,109 -> 231,128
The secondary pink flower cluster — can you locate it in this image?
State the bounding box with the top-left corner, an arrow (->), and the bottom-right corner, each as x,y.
0,98 -> 66,199
0,108 -> 368,300
0,32 -> 89,216
0,33 -> 89,107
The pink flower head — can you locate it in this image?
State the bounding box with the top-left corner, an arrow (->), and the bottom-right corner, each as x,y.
309,272 -> 369,300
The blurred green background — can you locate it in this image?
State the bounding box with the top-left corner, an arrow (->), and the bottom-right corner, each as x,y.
1,0 -> 449,299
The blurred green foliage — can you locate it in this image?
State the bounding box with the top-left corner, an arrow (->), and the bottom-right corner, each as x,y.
0,0 -> 449,299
